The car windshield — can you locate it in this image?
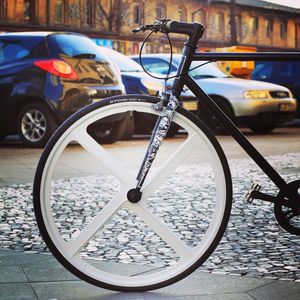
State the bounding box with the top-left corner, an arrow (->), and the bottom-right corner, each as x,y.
47,34 -> 107,60
172,56 -> 230,79
101,48 -> 143,72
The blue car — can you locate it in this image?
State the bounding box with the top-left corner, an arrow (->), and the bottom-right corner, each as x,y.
0,32 -> 126,147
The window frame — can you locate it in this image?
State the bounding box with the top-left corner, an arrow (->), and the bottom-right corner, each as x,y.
54,0 -> 65,24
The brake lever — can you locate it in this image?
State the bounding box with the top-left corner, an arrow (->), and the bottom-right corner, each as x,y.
132,24 -> 153,33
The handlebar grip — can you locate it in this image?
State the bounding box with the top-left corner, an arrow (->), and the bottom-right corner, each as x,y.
165,21 -> 204,39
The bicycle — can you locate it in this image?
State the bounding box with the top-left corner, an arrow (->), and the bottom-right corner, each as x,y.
33,19 -> 300,292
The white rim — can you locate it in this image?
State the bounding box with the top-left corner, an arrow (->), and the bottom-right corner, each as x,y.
39,101 -> 228,288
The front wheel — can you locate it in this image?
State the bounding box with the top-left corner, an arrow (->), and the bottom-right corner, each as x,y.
33,95 -> 232,292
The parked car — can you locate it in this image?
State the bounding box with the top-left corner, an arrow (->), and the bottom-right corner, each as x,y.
0,32 -> 126,147
99,46 -> 199,137
131,54 -> 297,133
251,61 -> 300,117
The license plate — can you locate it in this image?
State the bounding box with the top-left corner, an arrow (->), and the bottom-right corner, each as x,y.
182,101 -> 198,111
279,103 -> 295,112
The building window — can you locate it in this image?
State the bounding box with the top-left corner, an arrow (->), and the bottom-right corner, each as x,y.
178,6 -> 187,22
192,10 -> 205,25
133,2 -> 144,24
296,23 -> 300,48
83,0 -> 94,27
0,0 -> 6,20
55,0 -> 64,24
23,0 -> 34,23
280,21 -> 287,39
236,14 -> 242,39
251,17 -> 259,35
216,12 -> 224,34
266,19 -> 273,38
156,3 -> 166,20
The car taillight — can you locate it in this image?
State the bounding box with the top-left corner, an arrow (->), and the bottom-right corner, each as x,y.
34,59 -> 78,79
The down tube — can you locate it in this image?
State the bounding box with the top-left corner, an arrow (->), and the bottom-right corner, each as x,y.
184,74 -> 290,194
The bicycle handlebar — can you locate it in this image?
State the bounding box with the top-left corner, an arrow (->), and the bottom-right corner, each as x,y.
133,19 -> 205,41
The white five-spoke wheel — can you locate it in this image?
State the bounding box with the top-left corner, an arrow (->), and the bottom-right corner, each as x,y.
33,95 -> 232,292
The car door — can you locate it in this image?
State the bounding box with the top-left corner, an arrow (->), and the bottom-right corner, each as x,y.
0,39 -> 31,134
276,62 -> 300,114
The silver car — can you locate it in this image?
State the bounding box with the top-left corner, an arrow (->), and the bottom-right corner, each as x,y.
131,54 -> 297,133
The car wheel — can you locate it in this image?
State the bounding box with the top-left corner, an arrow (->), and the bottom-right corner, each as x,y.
206,96 -> 234,135
87,119 -> 126,144
17,102 -> 57,148
166,123 -> 180,137
121,115 -> 135,140
0,135 -> 6,141
249,124 -> 276,134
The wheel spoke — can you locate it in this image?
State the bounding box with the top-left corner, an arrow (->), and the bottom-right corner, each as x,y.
25,112 -> 35,124
71,126 -> 135,187
127,202 -> 193,260
142,134 -> 199,199
65,191 -> 127,257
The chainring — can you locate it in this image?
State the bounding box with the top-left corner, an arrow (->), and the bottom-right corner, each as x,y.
274,180 -> 300,235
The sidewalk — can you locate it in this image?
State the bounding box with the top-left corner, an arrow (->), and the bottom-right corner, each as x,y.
1,249 -> 299,300
1,131 -> 300,299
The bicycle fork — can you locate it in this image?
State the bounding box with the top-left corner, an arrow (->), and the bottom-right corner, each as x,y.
126,95 -> 179,203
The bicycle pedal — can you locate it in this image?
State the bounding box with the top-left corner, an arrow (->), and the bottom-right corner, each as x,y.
245,182 -> 261,203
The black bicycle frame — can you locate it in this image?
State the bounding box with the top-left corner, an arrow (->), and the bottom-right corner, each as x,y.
171,47 -> 299,199
184,72 -> 290,195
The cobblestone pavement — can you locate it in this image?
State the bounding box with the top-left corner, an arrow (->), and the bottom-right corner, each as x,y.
0,152 -> 299,282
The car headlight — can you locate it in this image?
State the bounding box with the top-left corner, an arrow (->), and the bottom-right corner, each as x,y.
243,90 -> 271,99
141,78 -> 163,95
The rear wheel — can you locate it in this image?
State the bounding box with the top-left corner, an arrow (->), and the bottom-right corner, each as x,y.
17,102 -> 57,148
33,94 -> 232,292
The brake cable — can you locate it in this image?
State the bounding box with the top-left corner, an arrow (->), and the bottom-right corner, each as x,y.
138,28 -> 214,81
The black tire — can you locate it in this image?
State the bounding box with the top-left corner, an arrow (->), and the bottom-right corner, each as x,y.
33,94 -> 232,292
17,102 -> 57,148
206,96 -> 235,135
87,118 -> 126,144
121,115 -> 135,140
0,135 -> 7,141
249,124 -> 276,134
166,123 -> 180,137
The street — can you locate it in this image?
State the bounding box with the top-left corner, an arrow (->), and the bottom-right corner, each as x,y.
0,127 -> 299,284
0,127 -> 300,186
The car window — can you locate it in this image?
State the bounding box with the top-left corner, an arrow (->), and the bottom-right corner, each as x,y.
139,58 -> 177,75
47,34 -> 107,60
251,61 -> 277,80
0,41 -> 30,64
0,36 -> 48,65
277,61 -> 300,84
100,47 -> 143,72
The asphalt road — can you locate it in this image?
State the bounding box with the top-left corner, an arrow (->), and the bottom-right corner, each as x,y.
0,127 -> 299,186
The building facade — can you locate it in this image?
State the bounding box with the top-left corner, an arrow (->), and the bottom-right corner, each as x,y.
0,0 -> 300,54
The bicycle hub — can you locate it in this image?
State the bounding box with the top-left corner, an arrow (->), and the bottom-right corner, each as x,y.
127,188 -> 142,203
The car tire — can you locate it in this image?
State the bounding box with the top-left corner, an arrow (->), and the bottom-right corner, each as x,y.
121,115 -> 135,140
207,96 -> 234,135
166,123 -> 180,137
249,124 -> 276,134
17,102 -> 57,148
87,118 -> 126,144
0,135 -> 6,141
